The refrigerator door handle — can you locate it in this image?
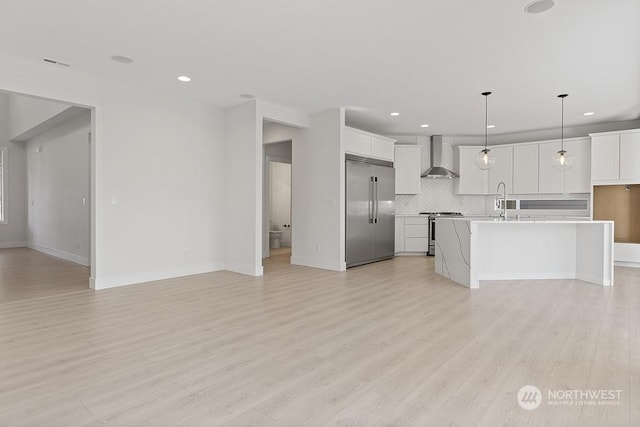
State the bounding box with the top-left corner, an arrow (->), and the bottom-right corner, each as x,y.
369,176 -> 374,223
374,176 -> 379,224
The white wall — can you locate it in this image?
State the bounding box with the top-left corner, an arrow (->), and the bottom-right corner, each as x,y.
26,111 -> 91,265
0,53 -> 226,289
8,93 -> 70,141
223,101 -> 262,276
0,93 -> 28,247
291,108 -> 345,271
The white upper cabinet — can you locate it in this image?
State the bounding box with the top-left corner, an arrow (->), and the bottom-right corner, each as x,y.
590,130 -> 640,184
453,146 -> 489,194
591,134 -> 620,181
512,144 -> 539,194
563,138 -> 591,193
371,135 -> 396,161
538,141 -> 564,194
344,127 -> 395,162
488,146 -> 513,195
394,145 -> 421,194
619,132 -> 640,181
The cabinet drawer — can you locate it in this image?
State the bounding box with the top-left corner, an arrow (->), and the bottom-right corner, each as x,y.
405,238 -> 429,252
405,224 -> 429,238
404,217 -> 429,225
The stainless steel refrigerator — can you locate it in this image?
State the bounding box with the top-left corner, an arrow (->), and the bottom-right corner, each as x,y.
346,155 -> 395,267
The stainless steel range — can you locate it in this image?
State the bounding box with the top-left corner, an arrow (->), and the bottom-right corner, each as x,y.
420,212 -> 464,256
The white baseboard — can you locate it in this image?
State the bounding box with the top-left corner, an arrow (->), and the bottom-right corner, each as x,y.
290,256 -> 345,271
575,273 -> 612,286
615,261 -> 640,269
0,241 -> 27,249
225,262 -> 264,277
28,242 -> 89,266
93,263 -> 224,290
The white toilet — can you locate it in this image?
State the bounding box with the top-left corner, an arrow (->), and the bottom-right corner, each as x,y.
269,230 -> 283,249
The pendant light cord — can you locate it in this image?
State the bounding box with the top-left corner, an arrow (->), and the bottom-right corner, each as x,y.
482,91 -> 492,151
558,94 -> 568,151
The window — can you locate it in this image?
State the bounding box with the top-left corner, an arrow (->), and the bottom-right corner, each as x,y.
0,147 -> 6,223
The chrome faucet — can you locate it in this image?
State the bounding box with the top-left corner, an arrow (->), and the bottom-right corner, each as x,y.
496,181 -> 507,221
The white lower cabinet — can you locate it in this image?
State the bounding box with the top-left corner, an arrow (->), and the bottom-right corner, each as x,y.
395,216 -> 429,254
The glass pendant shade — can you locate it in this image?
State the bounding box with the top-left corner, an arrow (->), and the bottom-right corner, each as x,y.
475,148 -> 498,170
477,91 -> 497,170
552,149 -> 573,172
552,93 -> 573,172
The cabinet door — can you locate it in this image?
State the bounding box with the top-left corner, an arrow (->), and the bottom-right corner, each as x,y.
512,144 -> 539,194
371,135 -> 395,161
395,217 -> 405,252
619,132 -> 640,181
344,127 -> 371,156
538,142 -> 564,193
591,135 -> 620,181
564,138 -> 591,193
488,146 -> 513,195
394,145 -> 421,194
454,147 -> 489,194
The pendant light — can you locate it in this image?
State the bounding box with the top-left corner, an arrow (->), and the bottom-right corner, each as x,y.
475,91 -> 498,170
552,93 -> 573,171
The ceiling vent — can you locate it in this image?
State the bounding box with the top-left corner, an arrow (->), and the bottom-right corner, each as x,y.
43,57 -> 71,67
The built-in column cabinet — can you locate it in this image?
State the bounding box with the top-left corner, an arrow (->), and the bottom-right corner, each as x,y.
453,147 -> 489,194
394,145 -> 421,194
591,134 -> 620,181
512,144 -> 539,194
344,127 -> 395,162
591,129 -> 640,184
488,146 -> 513,195
620,132 -> 640,181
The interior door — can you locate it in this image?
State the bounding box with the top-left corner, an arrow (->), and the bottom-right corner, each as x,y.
371,164 -> 395,260
346,160 -> 373,266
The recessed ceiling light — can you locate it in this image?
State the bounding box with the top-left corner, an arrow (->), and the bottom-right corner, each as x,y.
177,75 -> 192,82
111,55 -> 133,64
525,0 -> 555,14
487,125 -> 496,129
583,112 -> 595,116
420,124 -> 430,128
240,94 -> 255,99
390,112 -> 400,116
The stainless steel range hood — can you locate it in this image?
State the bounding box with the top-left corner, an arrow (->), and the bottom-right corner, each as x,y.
421,135 -> 459,179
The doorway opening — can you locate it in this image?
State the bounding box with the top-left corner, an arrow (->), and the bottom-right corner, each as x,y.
262,120 -> 297,271
0,90 -> 95,301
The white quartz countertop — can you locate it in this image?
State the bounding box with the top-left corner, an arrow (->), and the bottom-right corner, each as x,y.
438,217 -> 611,224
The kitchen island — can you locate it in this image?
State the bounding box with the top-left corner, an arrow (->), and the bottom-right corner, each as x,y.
435,218 -> 614,289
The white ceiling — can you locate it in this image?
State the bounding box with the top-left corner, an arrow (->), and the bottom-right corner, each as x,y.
1,0 -> 638,137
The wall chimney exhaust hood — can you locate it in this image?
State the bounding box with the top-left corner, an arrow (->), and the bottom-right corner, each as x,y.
421,135 -> 459,179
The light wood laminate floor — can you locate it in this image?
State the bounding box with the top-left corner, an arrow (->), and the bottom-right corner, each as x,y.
0,248 -> 638,426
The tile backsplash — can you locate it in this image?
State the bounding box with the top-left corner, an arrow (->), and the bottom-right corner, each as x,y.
396,179 -> 487,214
